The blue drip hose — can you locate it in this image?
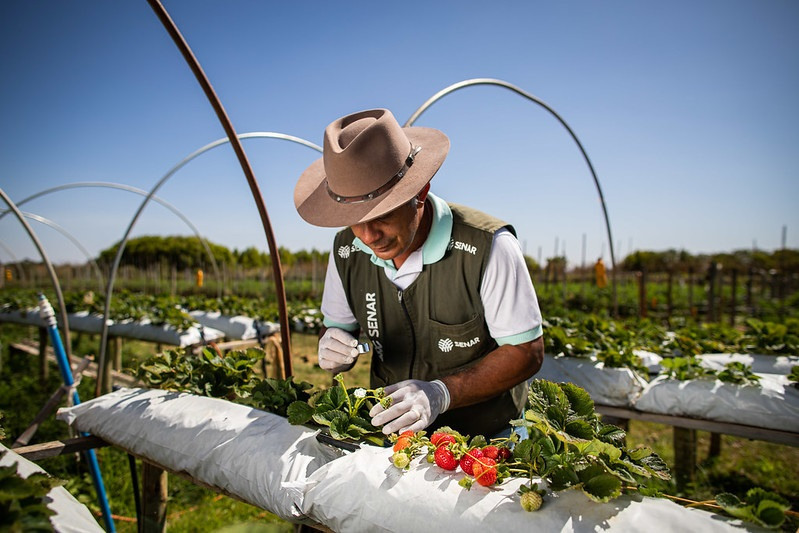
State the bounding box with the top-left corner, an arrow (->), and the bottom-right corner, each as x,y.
38,294 -> 116,532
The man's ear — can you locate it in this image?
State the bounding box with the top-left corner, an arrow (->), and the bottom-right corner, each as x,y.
416,183 -> 431,205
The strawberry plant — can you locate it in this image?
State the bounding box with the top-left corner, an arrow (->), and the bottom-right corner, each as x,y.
715,488 -> 791,530
248,376 -> 313,417
286,373 -> 389,446
0,451 -> 63,531
737,318 -> 799,355
789,365 -> 799,387
134,347 -> 263,400
658,356 -> 715,381
716,361 -> 761,386
510,379 -> 670,504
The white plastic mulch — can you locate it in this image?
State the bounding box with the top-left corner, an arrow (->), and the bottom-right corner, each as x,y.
0,443 -> 104,533
56,388 -> 763,532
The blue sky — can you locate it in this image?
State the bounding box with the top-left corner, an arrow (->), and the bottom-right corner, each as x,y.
1,0 -> 797,270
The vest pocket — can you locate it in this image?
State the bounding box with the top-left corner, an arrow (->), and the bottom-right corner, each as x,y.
427,314 -> 490,375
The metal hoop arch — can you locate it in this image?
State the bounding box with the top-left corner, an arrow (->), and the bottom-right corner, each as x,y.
405,78 -> 618,315
96,132 -> 321,395
1,181 -> 223,298
0,239 -> 28,282
0,209 -> 105,292
0,187 -> 73,362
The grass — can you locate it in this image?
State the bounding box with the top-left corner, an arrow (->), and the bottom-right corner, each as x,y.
1,322 -> 798,531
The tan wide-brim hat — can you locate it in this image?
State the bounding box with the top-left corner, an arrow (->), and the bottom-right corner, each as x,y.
294,108 -> 450,228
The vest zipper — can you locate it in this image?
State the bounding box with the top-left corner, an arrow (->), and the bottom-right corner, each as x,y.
397,289 -> 416,379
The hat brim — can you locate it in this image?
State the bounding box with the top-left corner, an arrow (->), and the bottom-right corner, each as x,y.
294,126 -> 450,228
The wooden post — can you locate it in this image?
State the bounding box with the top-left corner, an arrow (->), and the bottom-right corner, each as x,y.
113,336 -> 123,372
688,268 -> 696,318
666,270 -> 674,322
636,271 -> 647,319
708,432 -> 722,459
673,427 -> 696,491
141,462 -> 168,533
707,263 -> 717,323
38,326 -> 49,386
729,269 -> 737,327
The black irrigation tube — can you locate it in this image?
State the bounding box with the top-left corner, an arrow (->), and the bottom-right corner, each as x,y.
405,78 -> 619,316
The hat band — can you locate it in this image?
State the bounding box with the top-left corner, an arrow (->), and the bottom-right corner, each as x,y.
326,145 -> 422,205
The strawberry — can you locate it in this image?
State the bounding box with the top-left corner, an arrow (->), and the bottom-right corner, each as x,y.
472,457 -> 498,486
459,447 -> 484,476
430,432 -> 457,448
520,490 -> 543,511
482,445 -> 499,460
497,446 -> 513,462
393,436 -> 412,452
434,445 -> 458,471
392,430 -> 416,452
391,451 -> 410,470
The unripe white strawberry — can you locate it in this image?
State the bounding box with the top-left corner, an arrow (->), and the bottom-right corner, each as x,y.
392,452 -> 410,469
520,491 -> 543,512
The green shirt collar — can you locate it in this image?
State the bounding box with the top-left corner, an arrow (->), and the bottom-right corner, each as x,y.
352,192 -> 453,271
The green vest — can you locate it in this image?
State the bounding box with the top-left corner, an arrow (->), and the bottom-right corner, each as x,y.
333,203 -> 528,437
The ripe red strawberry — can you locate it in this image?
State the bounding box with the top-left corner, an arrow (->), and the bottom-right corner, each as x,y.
434,445 -> 458,470
459,447 -> 484,476
482,445 -> 499,460
472,457 -> 498,486
430,432 -> 457,448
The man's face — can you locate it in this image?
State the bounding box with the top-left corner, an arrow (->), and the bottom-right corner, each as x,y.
351,200 -> 424,264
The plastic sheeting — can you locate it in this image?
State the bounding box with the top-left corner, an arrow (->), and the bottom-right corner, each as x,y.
634,373 -> 799,432
0,443 -> 104,533
536,354 -> 648,406
299,444 -> 758,533
56,388 -> 342,522
188,310 -> 280,341
696,353 -> 799,376
107,319 -> 225,347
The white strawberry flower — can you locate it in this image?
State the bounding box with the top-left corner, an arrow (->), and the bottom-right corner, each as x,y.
354,388 -> 367,398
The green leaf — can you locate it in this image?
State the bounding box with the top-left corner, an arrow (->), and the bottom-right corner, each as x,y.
561,381 -> 596,418
286,401 -> 314,425
581,471 -> 623,503
312,409 -> 347,428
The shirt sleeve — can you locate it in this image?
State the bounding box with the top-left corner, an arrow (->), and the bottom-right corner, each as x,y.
320,246 -> 360,332
480,228 -> 543,345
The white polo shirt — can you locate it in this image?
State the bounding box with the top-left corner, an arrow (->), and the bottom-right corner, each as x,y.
321,193 -> 543,346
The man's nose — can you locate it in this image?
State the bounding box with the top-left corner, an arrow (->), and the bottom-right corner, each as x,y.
358,222 -> 382,244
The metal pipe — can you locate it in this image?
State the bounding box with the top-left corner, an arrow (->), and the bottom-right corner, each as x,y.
0,181 -> 224,299
405,78 -> 619,315
0,187 -> 73,361
38,294 -> 115,533
0,239 -> 28,282
147,0 -> 295,379
0,208 -> 105,292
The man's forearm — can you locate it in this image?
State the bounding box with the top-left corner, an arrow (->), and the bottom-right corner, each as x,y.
439,336 -> 544,410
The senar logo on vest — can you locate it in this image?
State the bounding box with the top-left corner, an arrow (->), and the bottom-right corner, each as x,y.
447,239 -> 477,255
337,244 -> 357,259
437,337 -> 481,352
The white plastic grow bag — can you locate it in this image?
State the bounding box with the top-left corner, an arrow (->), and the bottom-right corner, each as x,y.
296,444 -> 754,533
634,373 -> 799,432
535,354 -> 648,406
107,318 -> 225,347
696,353 -> 799,375
0,443 -> 104,533
56,388 -> 342,522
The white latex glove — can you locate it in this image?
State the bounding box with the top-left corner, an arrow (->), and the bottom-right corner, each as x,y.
369,379 -> 450,434
318,328 -> 359,373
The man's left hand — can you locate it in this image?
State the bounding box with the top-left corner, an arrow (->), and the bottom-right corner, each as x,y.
369,379 -> 450,434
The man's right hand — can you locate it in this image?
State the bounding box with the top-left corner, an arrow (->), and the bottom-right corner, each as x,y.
318,327 -> 360,373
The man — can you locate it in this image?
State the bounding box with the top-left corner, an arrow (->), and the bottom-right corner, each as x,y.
294,108 -> 544,438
